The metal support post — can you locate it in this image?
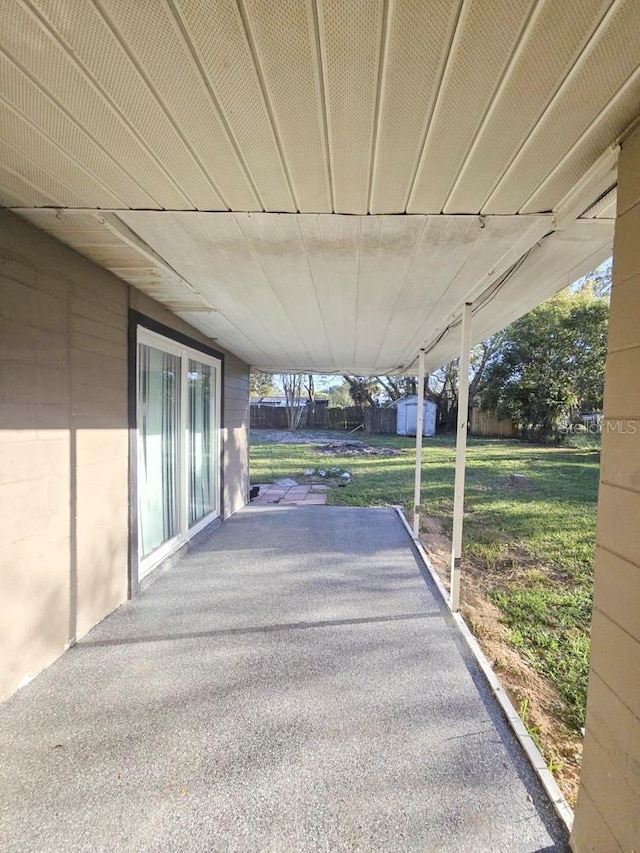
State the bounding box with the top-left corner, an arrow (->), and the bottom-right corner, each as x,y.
413,350 -> 426,535
450,303 -> 473,611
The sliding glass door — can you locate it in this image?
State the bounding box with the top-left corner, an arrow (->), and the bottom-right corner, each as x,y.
137,328 -> 221,577
188,359 -> 216,527
137,344 -> 181,560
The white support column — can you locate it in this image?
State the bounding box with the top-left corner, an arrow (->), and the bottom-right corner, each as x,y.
412,350 -> 426,535
450,302 -> 473,612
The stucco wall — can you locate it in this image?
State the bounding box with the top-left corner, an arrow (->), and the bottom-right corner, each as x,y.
0,212 -> 249,701
571,128 -> 640,851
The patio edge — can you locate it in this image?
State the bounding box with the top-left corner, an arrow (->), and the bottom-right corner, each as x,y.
392,505 -> 575,834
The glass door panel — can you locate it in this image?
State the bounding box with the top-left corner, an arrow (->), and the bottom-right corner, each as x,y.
138,344 -> 181,559
188,359 -> 216,526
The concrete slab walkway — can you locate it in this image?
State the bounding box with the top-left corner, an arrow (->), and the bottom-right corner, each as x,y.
251,483 -> 328,505
0,506 -> 567,852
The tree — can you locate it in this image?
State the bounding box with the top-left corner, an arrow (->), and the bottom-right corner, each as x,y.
326,380 -> 351,408
426,360 -> 459,430
342,375 -> 380,408
375,375 -> 416,401
574,257 -> 612,299
305,373 -> 316,427
280,373 -> 305,430
478,289 -> 609,441
395,340 -> 499,431
249,371 -> 274,397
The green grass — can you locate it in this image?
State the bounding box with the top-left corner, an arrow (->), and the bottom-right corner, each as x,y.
250,431 -> 600,731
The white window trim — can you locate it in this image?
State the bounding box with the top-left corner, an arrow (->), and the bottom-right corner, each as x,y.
137,326 -> 222,580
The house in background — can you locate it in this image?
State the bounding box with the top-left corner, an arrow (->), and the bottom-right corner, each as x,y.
250,396 -> 286,407
1,2 -> 639,849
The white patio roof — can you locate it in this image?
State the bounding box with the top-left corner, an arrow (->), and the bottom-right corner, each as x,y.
2,0 -> 638,371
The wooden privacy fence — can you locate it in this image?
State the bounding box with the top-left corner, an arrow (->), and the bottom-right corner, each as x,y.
364,407 -> 397,434
469,407 -> 516,438
250,405 -> 398,434
250,406 -> 291,429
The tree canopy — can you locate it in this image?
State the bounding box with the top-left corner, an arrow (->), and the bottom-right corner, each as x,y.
477,289 -> 609,440
249,371 -> 275,397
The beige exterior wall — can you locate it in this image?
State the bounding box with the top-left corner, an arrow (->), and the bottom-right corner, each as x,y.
0,212 -> 249,702
571,128 -> 640,852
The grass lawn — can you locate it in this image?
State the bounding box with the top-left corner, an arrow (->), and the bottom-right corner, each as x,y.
250,431 -> 600,735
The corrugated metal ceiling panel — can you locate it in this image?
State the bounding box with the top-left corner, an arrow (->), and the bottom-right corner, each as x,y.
172,0 -> 294,210
443,0 -> 613,213
485,0 -> 640,213
0,102 -> 125,208
242,0 -> 332,212
1,0 -> 192,208
15,208 -> 217,312
1,0 -> 638,216
0,0 -> 634,374
26,0 -> 223,208
0,52 -> 159,208
369,0 -> 460,214
97,0 -> 259,210
353,216 -> 428,367
421,219 -> 613,371
316,0 -> 385,214
407,0 -> 535,214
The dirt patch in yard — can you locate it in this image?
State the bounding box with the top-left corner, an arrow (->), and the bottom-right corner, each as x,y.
420,517 -> 582,808
251,429 -> 354,444
317,442 -> 402,457
250,429 -> 402,456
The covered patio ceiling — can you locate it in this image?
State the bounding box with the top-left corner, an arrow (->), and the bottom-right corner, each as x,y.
2,0 -> 638,372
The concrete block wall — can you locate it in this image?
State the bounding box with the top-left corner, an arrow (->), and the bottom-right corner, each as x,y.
571,127 -> 640,851
0,213 -> 129,700
0,212 -> 249,702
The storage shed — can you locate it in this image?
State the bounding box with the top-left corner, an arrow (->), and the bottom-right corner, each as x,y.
393,397 -> 437,437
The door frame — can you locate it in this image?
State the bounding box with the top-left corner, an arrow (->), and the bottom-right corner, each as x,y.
128,311 -> 225,596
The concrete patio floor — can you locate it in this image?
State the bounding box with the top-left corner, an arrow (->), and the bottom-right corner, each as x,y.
0,506 -> 568,852
250,483 -> 329,505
